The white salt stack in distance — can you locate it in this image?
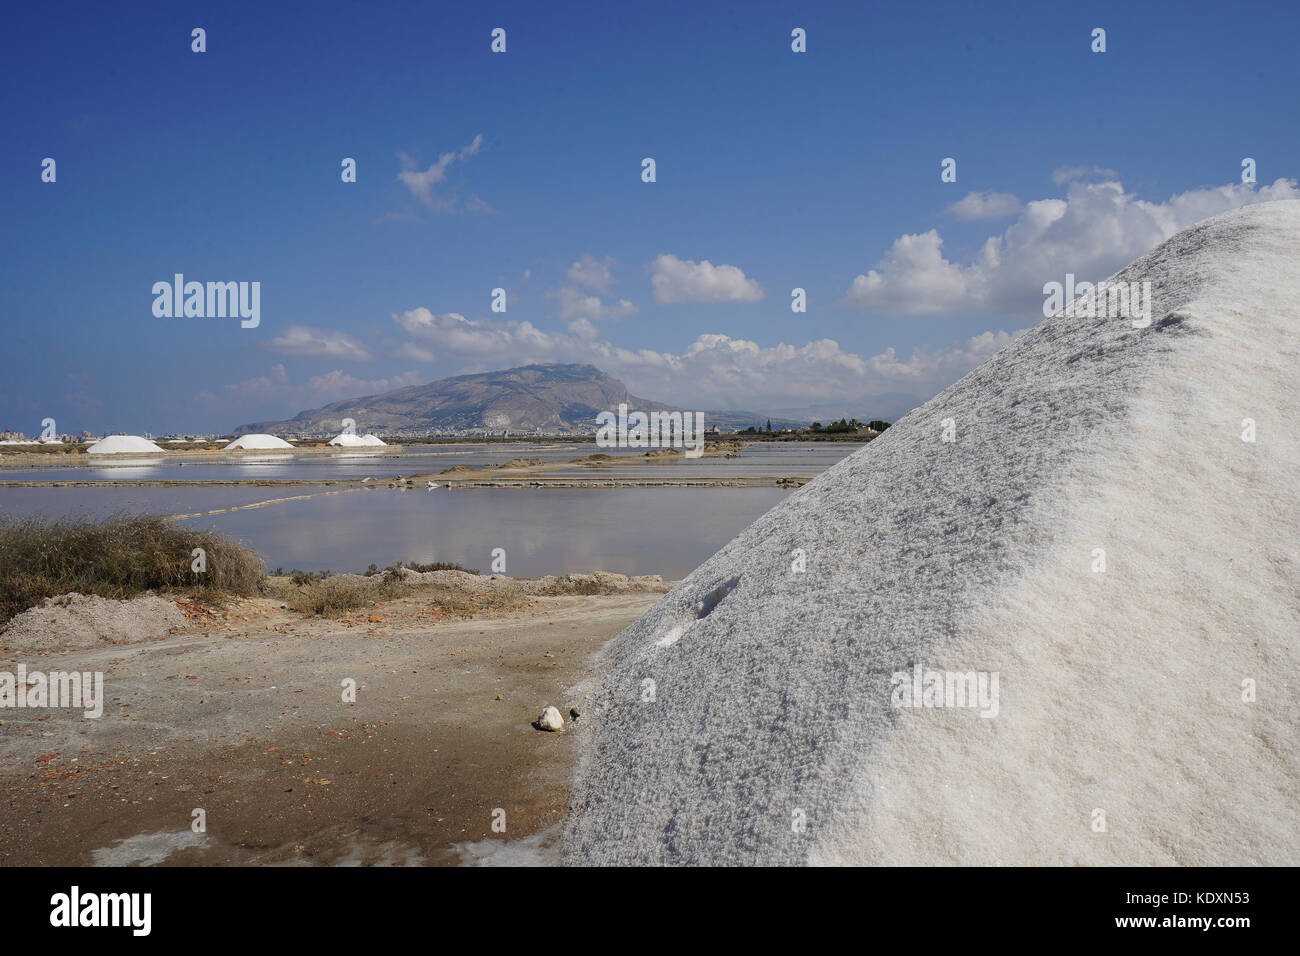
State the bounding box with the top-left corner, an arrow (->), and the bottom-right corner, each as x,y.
223,433 -> 293,450
327,432 -> 387,447
85,435 -> 165,455
562,201 -> 1300,865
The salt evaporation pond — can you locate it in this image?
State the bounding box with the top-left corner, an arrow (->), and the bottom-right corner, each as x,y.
0,484 -> 788,578
0,441 -> 858,483
0,442 -> 859,576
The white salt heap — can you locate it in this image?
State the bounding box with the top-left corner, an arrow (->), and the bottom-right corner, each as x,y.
327,432 -> 387,447
563,201 -> 1300,866
85,435 -> 164,455
224,433 -> 293,450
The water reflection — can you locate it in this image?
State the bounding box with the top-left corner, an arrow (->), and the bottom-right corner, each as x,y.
185,487 -> 791,577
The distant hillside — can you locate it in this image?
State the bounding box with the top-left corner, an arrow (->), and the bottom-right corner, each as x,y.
235,363 -> 800,436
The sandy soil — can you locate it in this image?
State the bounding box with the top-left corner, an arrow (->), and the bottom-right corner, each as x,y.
0,589 -> 661,866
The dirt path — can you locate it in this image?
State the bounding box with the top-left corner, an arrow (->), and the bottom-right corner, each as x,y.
0,592 -> 658,866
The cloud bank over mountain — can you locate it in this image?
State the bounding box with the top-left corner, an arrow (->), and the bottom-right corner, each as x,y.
246,175 -> 1298,425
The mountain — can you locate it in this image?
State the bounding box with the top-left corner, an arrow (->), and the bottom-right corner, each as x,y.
234,364 -> 799,436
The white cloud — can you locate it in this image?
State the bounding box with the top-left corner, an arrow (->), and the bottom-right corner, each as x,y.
846,230 -> 978,316
945,191 -> 1023,220
566,254 -> 617,292
553,285 -> 637,321
650,254 -> 765,304
396,134 -> 485,211
567,318 -> 599,340
549,255 -> 638,322
394,309 -> 559,358
848,177 -> 1300,317
267,325 -> 373,361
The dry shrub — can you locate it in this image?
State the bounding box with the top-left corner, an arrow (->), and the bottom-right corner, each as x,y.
419,582 -> 529,618
288,571 -> 411,616
0,513 -> 263,625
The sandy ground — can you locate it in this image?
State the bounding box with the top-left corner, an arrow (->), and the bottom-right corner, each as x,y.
0,589 -> 661,866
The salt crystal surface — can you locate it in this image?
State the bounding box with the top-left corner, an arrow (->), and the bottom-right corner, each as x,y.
562,201 -> 1300,865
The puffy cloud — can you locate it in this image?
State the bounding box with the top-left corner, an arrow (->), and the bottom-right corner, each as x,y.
846,230 -> 979,316
548,255 -> 637,322
553,285 -> 637,321
567,317 -> 599,340
650,254 -> 764,304
566,254 -> 617,292
267,326 -> 373,361
393,309 -> 555,358
395,134 -> 485,210
945,191 -> 1023,220
586,330 -> 1020,417
848,176 -> 1300,317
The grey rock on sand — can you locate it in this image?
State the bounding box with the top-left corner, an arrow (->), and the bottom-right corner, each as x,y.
562,201 -> 1300,866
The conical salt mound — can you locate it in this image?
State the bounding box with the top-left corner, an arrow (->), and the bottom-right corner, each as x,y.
224,433 -> 293,450
562,201 -> 1300,866
85,435 -> 164,455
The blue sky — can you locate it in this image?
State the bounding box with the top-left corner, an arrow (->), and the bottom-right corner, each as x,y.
2,0 -> 1297,434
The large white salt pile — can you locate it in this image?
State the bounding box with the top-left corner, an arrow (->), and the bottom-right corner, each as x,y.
85,435 -> 165,455
563,201 -> 1300,866
224,433 -> 293,450
327,432 -> 387,447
